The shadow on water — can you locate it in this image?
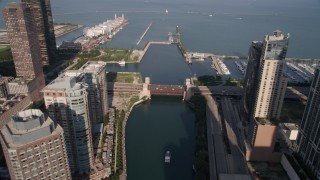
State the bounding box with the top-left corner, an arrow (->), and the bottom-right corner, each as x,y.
161,97 -> 196,180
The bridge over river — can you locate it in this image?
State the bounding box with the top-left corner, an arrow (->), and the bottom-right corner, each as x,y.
107,81 -> 309,101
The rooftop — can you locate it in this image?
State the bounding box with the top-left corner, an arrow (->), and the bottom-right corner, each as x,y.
1,109 -> 63,147
80,61 -> 106,73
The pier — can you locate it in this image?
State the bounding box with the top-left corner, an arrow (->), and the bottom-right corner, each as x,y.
136,22 -> 152,45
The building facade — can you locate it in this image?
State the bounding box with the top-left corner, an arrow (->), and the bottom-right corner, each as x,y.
43,75 -> 94,175
243,31 -> 289,162
22,0 -> 56,65
3,3 -> 43,79
297,67 -> 320,179
0,109 -> 71,180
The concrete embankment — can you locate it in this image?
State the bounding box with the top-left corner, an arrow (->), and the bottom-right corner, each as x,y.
137,41 -> 171,62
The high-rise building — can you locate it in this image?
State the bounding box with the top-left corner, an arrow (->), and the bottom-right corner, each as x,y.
43,74 -> 94,175
243,31 -> 289,162
65,61 -> 108,129
22,0 -> 56,65
297,67 -> 320,179
3,2 -> 44,79
0,109 -> 71,180
3,2 -> 45,101
244,30 -> 289,120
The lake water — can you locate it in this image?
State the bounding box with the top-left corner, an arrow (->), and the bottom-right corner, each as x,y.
1,0 -> 319,58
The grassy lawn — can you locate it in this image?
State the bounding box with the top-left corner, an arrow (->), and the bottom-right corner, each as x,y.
281,100 -> 305,123
107,72 -> 142,83
100,49 -> 133,62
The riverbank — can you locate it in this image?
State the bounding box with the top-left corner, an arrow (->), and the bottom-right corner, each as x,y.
108,93 -> 149,180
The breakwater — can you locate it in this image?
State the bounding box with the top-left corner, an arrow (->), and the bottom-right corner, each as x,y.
136,22 -> 152,45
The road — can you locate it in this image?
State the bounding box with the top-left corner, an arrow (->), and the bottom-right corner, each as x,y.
205,95 -> 228,180
220,97 -> 248,174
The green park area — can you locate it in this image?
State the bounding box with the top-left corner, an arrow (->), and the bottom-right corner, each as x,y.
71,48 -> 140,70
107,72 -> 142,83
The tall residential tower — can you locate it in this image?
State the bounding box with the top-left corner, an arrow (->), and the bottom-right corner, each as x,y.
43,74 -> 94,175
243,30 -> 289,162
0,109 -> 71,180
297,67 -> 320,179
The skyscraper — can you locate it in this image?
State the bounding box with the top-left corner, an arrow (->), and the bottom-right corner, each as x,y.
3,2 -> 45,101
0,109 -> 71,180
243,31 -> 289,162
43,74 -> 94,175
297,67 -> 320,179
3,2 -> 44,79
22,0 -> 56,65
244,30 -> 289,120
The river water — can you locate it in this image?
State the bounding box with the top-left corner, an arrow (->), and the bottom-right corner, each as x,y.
126,96 -> 195,180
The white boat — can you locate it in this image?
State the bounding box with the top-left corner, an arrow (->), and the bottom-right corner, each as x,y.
164,151 -> 171,163
209,14 -> 213,17
165,9 -> 168,14
118,60 -> 125,66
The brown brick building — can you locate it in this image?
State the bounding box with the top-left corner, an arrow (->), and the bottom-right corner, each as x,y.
0,109 -> 71,180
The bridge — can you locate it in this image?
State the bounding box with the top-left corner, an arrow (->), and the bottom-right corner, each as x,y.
149,84 -> 185,96
107,83 -> 185,96
107,81 -> 309,101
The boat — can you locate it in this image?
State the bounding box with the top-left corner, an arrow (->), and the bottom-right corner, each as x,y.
165,9 -> 168,14
209,14 -> 213,17
118,60 -> 125,66
164,151 -> 171,163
